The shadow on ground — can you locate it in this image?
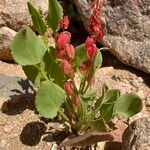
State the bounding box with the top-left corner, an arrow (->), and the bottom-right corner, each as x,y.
20,121 -> 69,146
20,121 -> 47,146
1,79 -> 36,115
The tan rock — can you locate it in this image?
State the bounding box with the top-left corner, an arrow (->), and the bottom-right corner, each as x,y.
0,27 -> 16,61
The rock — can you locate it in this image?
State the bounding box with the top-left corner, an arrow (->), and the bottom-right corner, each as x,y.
122,117 -> 150,150
43,143 -> 51,150
93,66 -> 150,107
0,27 -> 16,61
0,0 -> 5,27
0,0 -> 48,61
0,0 -> 48,31
110,120 -> 128,142
146,93 -> 150,107
73,0 -> 150,74
0,74 -> 34,100
13,134 -> 19,138
51,144 -> 58,150
0,139 -> 10,149
3,124 -> 14,133
96,142 -> 106,150
0,60 -> 25,77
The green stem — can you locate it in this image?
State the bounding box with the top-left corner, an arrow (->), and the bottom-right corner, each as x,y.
72,79 -> 79,94
34,64 -> 49,81
99,47 -> 110,51
79,75 -> 87,94
83,82 -> 91,94
58,109 -> 70,122
64,98 -> 75,118
58,109 -> 76,130
82,59 -> 95,94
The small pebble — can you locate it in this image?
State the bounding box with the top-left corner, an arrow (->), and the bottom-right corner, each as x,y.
51,143 -> 58,150
43,144 -> 51,150
0,139 -> 10,149
13,134 -> 18,138
4,124 -> 13,133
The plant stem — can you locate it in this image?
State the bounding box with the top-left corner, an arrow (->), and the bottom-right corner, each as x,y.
83,82 -> 91,94
79,75 -> 87,94
64,98 -> 75,118
34,64 -> 49,81
58,109 -> 70,122
99,47 -> 110,51
72,79 -> 79,94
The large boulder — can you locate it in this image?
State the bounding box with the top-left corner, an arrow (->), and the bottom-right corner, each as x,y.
74,0 -> 150,74
0,0 -> 48,61
0,0 -> 48,31
122,117 -> 150,150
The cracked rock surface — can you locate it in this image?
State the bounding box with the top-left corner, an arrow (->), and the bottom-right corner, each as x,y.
122,117 -> 150,150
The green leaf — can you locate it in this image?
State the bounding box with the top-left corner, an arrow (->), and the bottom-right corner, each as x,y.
27,2 -> 47,35
99,89 -> 120,122
47,0 -> 63,32
11,27 -> 47,66
22,65 -> 43,87
41,49 -> 64,86
115,93 -> 143,118
102,89 -> 121,104
73,44 -> 87,68
82,91 -> 96,99
23,49 -> 64,88
89,118 -> 107,132
94,50 -> 102,69
100,103 -> 115,122
35,80 -> 67,118
95,89 -> 120,110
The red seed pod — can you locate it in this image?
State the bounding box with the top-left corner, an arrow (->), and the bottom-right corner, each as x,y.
79,60 -> 91,72
60,59 -> 74,78
72,95 -> 80,107
85,37 -> 95,48
96,28 -> 104,40
86,45 -> 97,59
65,44 -> 75,59
56,31 -> 71,49
88,16 -> 100,26
93,7 -> 101,16
88,0 -> 105,40
63,81 -> 74,95
56,48 -> 66,59
60,16 -> 69,30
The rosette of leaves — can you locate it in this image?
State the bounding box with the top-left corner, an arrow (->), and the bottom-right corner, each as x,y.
11,0 -> 143,147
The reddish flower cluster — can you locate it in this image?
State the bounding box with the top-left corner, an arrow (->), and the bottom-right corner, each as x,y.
56,16 -> 80,107
79,36 -> 98,72
60,59 -> 74,78
79,60 -> 91,72
88,0 -> 104,40
72,95 -> 80,107
56,17 -> 75,78
85,37 -> 97,59
63,81 -> 80,107
63,81 -> 74,95
60,16 -> 69,30
56,31 -> 71,50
